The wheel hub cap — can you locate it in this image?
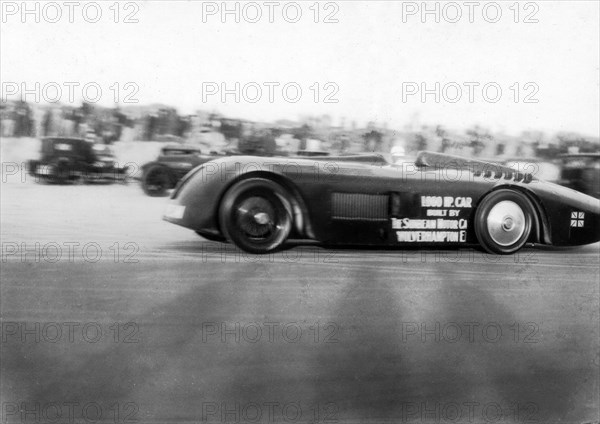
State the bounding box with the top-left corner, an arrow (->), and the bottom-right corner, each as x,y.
253,212 -> 270,225
502,217 -> 514,231
236,196 -> 276,239
486,200 -> 526,246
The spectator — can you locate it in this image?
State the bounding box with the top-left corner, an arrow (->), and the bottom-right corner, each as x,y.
42,109 -> 54,136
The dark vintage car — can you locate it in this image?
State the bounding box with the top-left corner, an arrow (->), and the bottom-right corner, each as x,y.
140,144 -> 221,196
28,137 -> 128,183
163,151 -> 600,254
557,153 -> 600,198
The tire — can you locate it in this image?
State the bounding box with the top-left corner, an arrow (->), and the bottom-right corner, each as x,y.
219,178 -> 293,254
474,189 -> 534,254
50,160 -> 70,183
142,165 -> 172,197
28,160 -> 38,176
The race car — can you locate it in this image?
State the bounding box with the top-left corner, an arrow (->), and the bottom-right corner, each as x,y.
163,151 -> 600,254
28,137 -> 129,183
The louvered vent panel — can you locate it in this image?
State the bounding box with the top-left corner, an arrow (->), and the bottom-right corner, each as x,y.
332,193 -> 389,221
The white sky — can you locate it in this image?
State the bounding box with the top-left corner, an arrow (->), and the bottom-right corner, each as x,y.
1,1 -> 599,136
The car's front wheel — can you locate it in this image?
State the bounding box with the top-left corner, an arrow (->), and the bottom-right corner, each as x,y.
474,189 -> 534,254
219,178 -> 292,254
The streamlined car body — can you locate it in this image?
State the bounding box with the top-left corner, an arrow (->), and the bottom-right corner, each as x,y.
163,151 -> 600,254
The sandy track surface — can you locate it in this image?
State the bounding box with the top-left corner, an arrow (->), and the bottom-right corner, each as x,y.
1,179 -> 599,423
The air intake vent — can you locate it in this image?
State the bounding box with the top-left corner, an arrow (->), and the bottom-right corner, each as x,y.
473,169 -> 533,183
332,193 -> 389,221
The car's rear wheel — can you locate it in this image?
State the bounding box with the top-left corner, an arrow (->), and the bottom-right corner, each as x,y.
219,178 -> 292,254
49,161 -> 70,183
142,165 -> 171,197
474,189 -> 534,254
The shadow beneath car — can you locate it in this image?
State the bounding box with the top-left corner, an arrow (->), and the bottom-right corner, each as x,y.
311,273 -> 594,422
161,238 -> 580,259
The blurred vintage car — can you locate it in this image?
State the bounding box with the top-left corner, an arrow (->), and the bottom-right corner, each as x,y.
140,144 -> 222,196
558,153 -> 600,198
28,137 -> 128,183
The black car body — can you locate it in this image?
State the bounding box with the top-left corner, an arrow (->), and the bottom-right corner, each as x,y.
28,137 -> 128,183
163,151 -> 600,254
558,153 -> 600,198
140,144 -> 221,196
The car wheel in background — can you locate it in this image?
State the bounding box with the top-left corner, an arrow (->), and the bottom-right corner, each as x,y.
27,160 -> 38,176
474,189 -> 534,254
219,178 -> 292,254
142,165 -> 171,197
48,161 -> 70,183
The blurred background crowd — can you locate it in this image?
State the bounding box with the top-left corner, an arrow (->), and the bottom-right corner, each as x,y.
2,99 -> 599,160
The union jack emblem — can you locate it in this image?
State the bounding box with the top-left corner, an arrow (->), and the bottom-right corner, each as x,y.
571,212 -> 585,227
